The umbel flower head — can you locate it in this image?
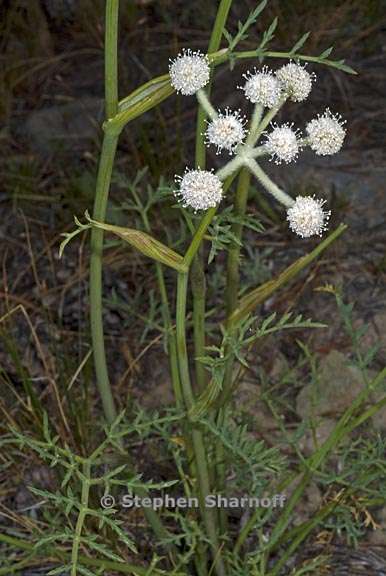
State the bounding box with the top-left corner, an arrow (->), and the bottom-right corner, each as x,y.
287,195 -> 331,238
174,168 -> 223,211
205,108 -> 246,154
276,62 -> 315,102
169,49 -> 210,96
240,66 -> 282,108
265,123 -> 301,164
306,108 -> 346,155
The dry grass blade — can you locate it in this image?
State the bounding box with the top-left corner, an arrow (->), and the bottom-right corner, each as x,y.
0,305 -> 71,439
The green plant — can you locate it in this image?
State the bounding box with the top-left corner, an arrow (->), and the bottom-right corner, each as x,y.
3,1 -> 386,575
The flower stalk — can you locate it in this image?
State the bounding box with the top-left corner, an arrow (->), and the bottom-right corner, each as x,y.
196,88 -> 218,120
191,0 -> 233,398
245,158 -> 294,207
90,131 -> 119,424
176,272 -> 225,576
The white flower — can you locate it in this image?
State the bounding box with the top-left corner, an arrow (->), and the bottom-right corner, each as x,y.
287,195 -> 331,238
174,168 -> 223,211
276,62 -> 315,102
306,108 -> 346,155
240,66 -> 282,108
265,123 -> 301,164
205,108 -> 246,154
169,49 -> 210,95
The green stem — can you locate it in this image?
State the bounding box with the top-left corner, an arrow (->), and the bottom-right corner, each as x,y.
105,0 -> 119,119
89,0 -> 120,425
191,256 -> 207,394
196,89 -> 218,121
225,168 -> 252,318
90,0 -> 175,554
251,95 -> 287,145
245,158 -> 294,208
216,167 -> 252,536
90,131 -> 119,424
71,461 -> 90,575
176,273 -> 225,576
191,0 -> 233,398
245,104 -> 263,145
141,211 -> 183,407
214,103 -> 265,535
182,169 -> 240,562
216,155 -> 244,181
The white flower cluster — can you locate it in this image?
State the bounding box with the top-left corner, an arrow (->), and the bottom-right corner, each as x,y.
240,62 -> 314,108
169,49 -> 210,95
275,62 -> 315,102
170,48 -> 348,237
287,196 -> 331,238
174,168 -> 223,211
306,108 -> 346,156
265,123 -> 301,164
205,108 -> 246,155
240,66 -> 282,108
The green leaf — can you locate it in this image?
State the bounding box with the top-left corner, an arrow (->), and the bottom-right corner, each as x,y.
258,17 -> 278,50
118,74 -> 170,113
42,411 -> 50,443
222,27 -> 233,45
230,223 -> 347,325
227,0 -> 268,51
127,478 -> 179,491
290,31 -> 311,54
85,214 -> 187,273
319,46 -> 334,59
59,215 -> 91,258
189,374 -> 224,421
207,206 -> 263,263
77,566 -> 98,576
47,565 -> 72,575
85,538 -> 124,562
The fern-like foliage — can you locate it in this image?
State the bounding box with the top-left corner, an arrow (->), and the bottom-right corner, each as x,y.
198,410 -> 286,492
190,313 -> 325,420
207,205 -> 264,263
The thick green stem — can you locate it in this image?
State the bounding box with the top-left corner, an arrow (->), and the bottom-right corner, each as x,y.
89,0 -> 175,555
176,273 -> 225,576
105,0 -> 119,119
89,0 -> 120,425
90,131 -> 119,424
